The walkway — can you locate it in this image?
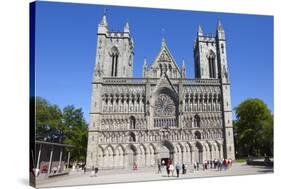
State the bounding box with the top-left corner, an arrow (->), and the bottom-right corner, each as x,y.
36,163 -> 273,188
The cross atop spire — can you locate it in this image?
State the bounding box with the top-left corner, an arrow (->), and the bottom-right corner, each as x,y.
161,36 -> 167,47
161,28 -> 167,46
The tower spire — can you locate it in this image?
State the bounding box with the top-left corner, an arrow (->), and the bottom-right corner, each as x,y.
124,20 -> 130,33
197,24 -> 203,36
182,59 -> 186,68
101,10 -> 107,26
217,19 -> 224,31
216,19 -> 225,39
98,8 -> 108,34
161,28 -> 167,47
143,58 -> 148,77
181,58 -> 186,78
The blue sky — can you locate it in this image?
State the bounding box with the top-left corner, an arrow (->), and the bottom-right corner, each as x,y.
34,1 -> 273,122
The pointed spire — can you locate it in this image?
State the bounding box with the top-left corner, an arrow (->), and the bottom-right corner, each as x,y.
100,9 -> 108,26
161,28 -> 167,47
143,58 -> 148,77
197,25 -> 203,36
124,21 -> 130,33
161,35 -> 167,49
216,19 -> 225,39
98,9 -> 108,34
182,59 -> 186,68
143,58 -> 147,67
217,19 -> 224,31
161,37 -> 166,47
181,59 -> 186,78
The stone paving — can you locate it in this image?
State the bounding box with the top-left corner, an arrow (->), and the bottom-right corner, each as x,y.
36,163 -> 273,188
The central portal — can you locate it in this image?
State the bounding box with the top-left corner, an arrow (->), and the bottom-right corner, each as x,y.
159,140 -> 174,165
160,145 -> 170,158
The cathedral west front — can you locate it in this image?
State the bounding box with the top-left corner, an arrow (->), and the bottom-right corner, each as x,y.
86,13 -> 235,169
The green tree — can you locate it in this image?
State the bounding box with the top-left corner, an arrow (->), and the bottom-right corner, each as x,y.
234,98 -> 273,157
35,97 -> 88,163
62,105 -> 88,163
35,97 -> 63,142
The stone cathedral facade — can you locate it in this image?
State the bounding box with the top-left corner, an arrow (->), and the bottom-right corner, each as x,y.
86,14 -> 235,169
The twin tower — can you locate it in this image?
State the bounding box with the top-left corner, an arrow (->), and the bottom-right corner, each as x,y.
94,13 -> 230,84
87,12 -> 235,169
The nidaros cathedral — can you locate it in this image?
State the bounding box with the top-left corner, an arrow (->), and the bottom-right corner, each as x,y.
86,14 -> 235,169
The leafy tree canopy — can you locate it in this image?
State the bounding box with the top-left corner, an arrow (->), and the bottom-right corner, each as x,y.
234,98 -> 273,157
35,97 -> 88,162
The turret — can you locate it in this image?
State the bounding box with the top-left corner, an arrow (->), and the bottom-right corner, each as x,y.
216,19 -> 225,40
98,13 -> 108,34
181,59 -> 186,78
124,21 -> 130,33
143,58 -> 148,77
197,25 -> 203,36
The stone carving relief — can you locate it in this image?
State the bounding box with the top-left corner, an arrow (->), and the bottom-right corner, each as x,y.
158,50 -> 171,62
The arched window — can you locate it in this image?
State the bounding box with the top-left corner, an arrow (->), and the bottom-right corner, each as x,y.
168,64 -> 172,77
129,116 -> 136,129
195,131 -> 201,139
164,64 -> 167,73
208,51 -> 216,78
129,132 -> 136,142
221,43 -> 224,54
110,47 -> 119,77
194,114 -> 200,128
159,64 -> 163,76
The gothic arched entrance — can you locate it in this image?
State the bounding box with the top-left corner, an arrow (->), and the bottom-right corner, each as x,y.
194,142 -> 203,163
127,144 -> 137,168
159,140 -> 174,165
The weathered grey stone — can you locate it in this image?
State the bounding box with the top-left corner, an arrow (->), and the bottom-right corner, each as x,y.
86,15 -> 235,170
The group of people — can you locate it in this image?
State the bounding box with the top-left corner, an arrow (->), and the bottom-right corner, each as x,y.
194,158 -> 232,171
158,160 -> 187,178
89,166 -> 99,177
158,158 -> 233,177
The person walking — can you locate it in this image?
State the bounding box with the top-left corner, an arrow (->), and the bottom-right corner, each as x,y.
94,167 -> 99,176
166,162 -> 170,177
90,166 -> 95,177
175,163 -> 181,178
133,162 -> 138,170
228,158 -> 232,169
182,163 -> 186,174
158,162 -> 162,174
214,159 -> 218,169
169,163 -> 174,177
193,162 -> 197,171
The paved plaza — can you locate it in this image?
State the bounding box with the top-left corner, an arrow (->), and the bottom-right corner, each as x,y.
36,163 -> 273,188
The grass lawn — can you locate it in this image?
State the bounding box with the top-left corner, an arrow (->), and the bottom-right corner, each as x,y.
235,158 -> 247,163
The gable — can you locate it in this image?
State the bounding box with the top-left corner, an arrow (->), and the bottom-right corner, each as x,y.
150,40 -> 182,78
152,73 -> 178,98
